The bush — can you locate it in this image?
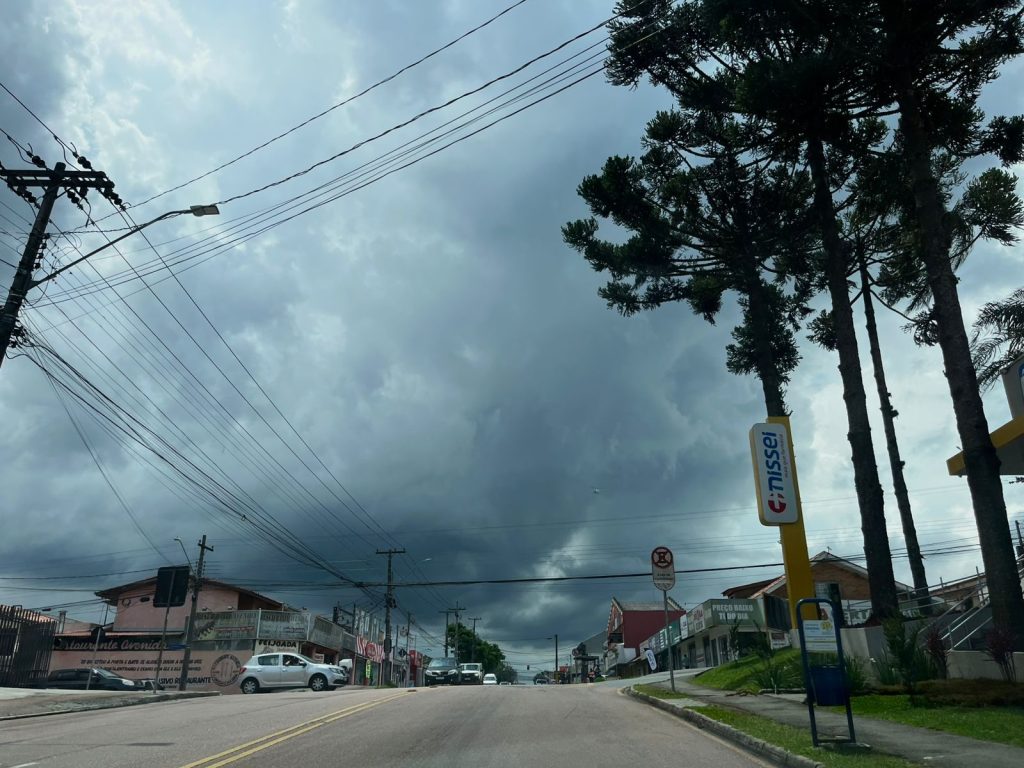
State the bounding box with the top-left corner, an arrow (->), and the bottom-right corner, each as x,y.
916,678 -> 1024,707
872,652 -> 901,686
843,654 -> 869,695
923,625 -> 949,679
984,625 -> 1019,684
883,618 -> 935,694
754,657 -> 803,693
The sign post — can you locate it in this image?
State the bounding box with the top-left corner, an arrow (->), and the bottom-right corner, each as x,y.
750,417 -> 815,629
796,598 -> 856,747
651,546 -> 676,692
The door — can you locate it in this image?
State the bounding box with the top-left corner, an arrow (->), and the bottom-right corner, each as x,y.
254,654 -> 281,687
279,654 -> 307,686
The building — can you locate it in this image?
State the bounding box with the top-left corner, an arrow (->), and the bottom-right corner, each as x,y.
48,574 -> 349,692
740,551 -> 913,629
604,597 -> 684,673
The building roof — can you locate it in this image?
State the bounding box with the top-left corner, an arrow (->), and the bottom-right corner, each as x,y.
612,597 -> 684,613
94,575 -> 285,609
722,578 -> 775,599
745,551 -> 912,600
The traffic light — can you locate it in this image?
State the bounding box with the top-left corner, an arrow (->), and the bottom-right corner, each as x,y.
153,566 -> 190,607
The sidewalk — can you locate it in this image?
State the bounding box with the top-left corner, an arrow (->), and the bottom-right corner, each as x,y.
651,678 -> 1024,768
0,686 -> 219,719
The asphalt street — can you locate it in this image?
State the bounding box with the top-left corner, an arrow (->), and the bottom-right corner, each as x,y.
0,680 -> 767,768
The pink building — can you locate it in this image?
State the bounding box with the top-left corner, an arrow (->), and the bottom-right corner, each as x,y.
48,576 -> 348,692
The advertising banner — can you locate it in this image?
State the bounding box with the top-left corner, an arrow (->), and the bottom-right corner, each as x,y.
750,422 -> 800,525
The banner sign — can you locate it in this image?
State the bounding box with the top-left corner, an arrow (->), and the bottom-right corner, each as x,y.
356,636 -> 384,662
750,422 -> 800,525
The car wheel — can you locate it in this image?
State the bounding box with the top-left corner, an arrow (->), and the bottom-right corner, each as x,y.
240,678 -> 260,695
309,674 -> 328,692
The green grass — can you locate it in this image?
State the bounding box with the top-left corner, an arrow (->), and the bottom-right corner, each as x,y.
634,683 -> 692,700
698,705 -> 918,768
833,695 -> 1024,749
694,648 -> 802,693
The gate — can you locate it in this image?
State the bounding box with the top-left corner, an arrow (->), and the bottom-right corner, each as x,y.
0,605 -> 57,687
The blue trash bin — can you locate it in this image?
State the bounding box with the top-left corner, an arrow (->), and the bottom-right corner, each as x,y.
809,665 -> 847,706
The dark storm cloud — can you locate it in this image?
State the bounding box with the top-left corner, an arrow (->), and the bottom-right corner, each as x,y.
2,0 -> 1019,653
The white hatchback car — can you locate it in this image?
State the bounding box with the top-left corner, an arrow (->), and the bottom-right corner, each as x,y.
238,652 -> 348,694
483,673 -> 498,685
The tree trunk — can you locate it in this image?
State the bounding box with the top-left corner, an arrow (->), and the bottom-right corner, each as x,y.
806,136 -> 900,620
893,82 -> 1024,642
743,267 -> 788,419
859,256 -> 929,611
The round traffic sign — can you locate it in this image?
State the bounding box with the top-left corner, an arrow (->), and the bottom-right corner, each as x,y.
651,547 -> 674,568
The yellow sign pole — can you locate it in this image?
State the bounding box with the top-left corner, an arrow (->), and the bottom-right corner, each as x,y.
753,416 -> 815,629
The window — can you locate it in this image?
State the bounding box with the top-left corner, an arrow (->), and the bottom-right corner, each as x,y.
257,655 -> 280,666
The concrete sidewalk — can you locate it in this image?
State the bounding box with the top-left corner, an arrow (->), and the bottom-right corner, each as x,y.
652,678 -> 1024,768
0,686 -> 219,719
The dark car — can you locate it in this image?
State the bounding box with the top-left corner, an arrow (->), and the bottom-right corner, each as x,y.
47,668 -> 142,691
423,658 -> 460,686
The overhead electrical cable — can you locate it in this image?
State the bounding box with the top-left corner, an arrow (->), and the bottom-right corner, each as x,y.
81,0 -> 537,220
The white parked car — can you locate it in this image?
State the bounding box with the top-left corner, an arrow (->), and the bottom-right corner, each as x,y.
238,652 -> 348,694
483,673 -> 498,685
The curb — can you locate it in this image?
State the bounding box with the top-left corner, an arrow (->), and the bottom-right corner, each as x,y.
626,687 -> 823,768
0,691 -> 221,721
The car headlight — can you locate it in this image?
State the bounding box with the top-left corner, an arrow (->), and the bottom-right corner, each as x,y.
122,680 -> 136,686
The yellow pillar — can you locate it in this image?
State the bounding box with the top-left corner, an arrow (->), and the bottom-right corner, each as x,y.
765,416 -> 815,628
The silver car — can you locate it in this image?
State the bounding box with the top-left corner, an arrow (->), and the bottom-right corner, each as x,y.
238,652 -> 348,694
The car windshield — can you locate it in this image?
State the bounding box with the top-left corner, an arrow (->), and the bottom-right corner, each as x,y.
460,664 -> 482,671
428,659 -> 456,669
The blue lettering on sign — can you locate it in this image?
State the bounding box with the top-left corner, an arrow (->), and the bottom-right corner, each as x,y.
760,431 -> 788,515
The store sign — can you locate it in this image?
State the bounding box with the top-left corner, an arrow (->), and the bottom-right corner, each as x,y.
678,614 -> 689,641
258,611 -> 309,641
356,636 -> 384,662
709,599 -> 763,628
689,604 -> 706,634
194,611 -> 259,641
750,422 -> 799,525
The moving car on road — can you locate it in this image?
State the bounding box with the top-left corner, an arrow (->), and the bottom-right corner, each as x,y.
237,652 -> 348,694
483,673 -> 498,685
458,662 -> 484,685
47,668 -> 143,691
424,657 -> 460,686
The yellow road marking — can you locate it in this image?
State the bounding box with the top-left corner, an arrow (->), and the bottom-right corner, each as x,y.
177,692 -> 409,768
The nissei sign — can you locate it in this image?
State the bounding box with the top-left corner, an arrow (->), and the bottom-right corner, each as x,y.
750,422 -> 799,525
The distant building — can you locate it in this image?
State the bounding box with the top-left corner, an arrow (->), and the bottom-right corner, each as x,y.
604,597 -> 684,672
49,574 -> 349,692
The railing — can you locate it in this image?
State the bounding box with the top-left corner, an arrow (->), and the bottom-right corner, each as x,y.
190,609 -> 346,648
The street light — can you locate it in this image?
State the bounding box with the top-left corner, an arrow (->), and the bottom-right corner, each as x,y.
0,203 -> 220,368
32,204 -> 220,288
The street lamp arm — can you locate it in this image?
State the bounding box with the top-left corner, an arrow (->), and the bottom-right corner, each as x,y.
31,204 -> 218,288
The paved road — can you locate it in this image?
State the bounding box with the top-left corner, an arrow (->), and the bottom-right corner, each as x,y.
0,682 -> 767,768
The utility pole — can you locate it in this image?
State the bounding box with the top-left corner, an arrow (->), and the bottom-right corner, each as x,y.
469,617 -> 481,663
1015,520 -> 1024,559
404,614 -> 412,687
0,163 -> 64,367
177,535 -> 213,690
448,603 -> 465,669
376,548 -> 405,686
440,609 -> 452,657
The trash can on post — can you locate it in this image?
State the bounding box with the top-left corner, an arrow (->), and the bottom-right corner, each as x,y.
809,666 -> 846,706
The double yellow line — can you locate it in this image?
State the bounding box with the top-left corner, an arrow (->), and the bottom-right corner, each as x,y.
178,691 -> 410,768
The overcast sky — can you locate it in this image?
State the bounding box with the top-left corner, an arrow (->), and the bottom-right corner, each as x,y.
2,0 -> 1023,670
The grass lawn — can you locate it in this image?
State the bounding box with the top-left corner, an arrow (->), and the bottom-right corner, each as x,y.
633,683 -> 692,699
698,704 -> 918,768
837,695 -> 1024,749
694,648 -> 802,693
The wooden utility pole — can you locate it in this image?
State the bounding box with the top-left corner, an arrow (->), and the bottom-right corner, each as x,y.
177,535 -> 213,690
376,548 -> 405,685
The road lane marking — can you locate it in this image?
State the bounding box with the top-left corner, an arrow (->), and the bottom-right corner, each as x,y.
177,692 -> 409,768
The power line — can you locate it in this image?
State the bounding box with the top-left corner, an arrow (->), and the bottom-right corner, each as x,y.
86,0 -> 537,218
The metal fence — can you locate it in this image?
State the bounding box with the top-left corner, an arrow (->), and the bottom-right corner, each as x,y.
0,605 -> 56,687
190,609 -> 345,649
